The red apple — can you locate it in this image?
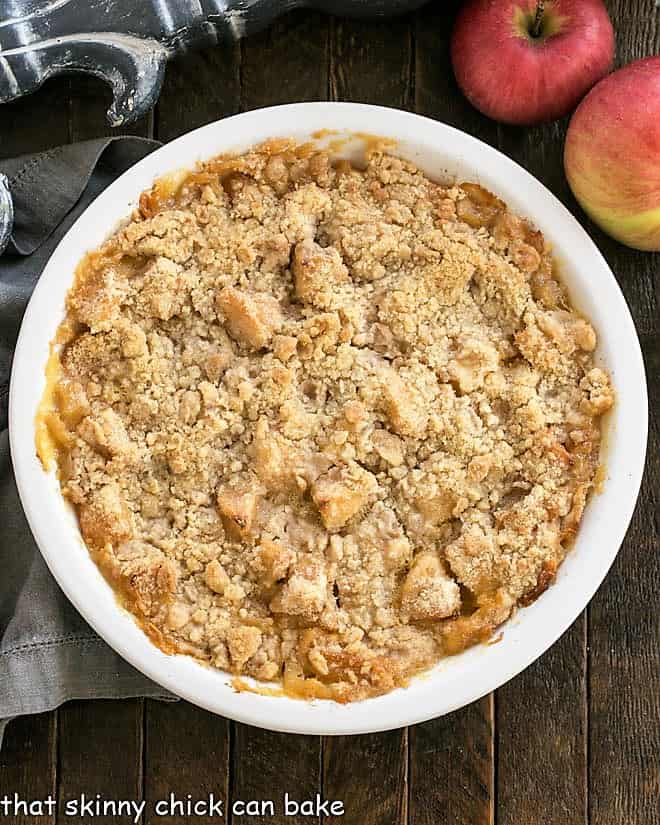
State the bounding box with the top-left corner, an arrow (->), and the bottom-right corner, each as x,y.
451,0 -> 615,125
564,57 -> 660,252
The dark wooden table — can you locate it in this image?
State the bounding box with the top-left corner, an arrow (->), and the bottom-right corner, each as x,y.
1,2 -> 658,823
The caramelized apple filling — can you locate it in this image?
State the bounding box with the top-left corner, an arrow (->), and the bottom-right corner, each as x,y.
37,141 -> 613,701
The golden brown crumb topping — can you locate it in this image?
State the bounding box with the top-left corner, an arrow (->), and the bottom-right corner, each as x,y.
38,140 -> 613,701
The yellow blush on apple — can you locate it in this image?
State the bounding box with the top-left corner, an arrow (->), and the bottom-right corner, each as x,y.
564,57 -> 660,252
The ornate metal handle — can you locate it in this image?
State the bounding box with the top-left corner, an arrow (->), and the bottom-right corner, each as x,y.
0,0 -> 426,127
0,174 -> 12,255
0,0 -> 426,252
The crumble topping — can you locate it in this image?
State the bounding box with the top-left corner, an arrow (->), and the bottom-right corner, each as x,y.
38,140 -> 613,701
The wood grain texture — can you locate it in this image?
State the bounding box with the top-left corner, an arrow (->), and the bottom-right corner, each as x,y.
231,727 -> 321,825
606,0 -> 659,66
494,58 -> 591,825
323,731 -> 408,825
329,16 -> 413,107
156,45 -> 241,142
115,95 -> 229,797
497,620 -> 588,825
240,10 -> 330,109
409,698 -> 494,825
144,700 -> 230,825
56,700 -> 143,825
0,96 -> 69,824
588,333 -> 660,825
320,17 -> 413,825
0,6 -> 658,825
587,8 -> 660,825
0,712 -> 57,825
226,16 -> 326,824
412,7 -> 496,824
414,0 -> 498,148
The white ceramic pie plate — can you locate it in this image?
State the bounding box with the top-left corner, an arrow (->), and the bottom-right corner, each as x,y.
10,103 -> 648,735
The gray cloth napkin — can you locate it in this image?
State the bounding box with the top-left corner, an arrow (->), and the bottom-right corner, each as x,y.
0,137 -> 177,750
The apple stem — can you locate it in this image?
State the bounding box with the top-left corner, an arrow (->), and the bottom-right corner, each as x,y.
531,0 -> 545,38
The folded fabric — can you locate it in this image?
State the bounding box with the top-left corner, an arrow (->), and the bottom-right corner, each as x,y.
0,137 -> 177,750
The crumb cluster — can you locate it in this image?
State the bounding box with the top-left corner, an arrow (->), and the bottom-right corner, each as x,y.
41,141 -> 613,701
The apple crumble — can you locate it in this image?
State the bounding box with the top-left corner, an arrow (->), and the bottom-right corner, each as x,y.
37,139 -> 613,701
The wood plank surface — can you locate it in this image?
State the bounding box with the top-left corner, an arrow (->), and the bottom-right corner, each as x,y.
329,16 -> 413,108
0,713 -> 57,825
587,7 -> 660,825
223,14 -> 328,824
231,727 -> 321,825
56,699 -> 143,824
240,11 -> 330,109
410,5 -> 496,824
59,78 -> 153,825
494,55 -> 590,825
409,699 -> 494,825
0,5 -> 658,825
320,5 -> 414,815
320,13 -> 414,825
157,45 -> 241,142
0,97 -> 68,824
606,0 -> 659,63
144,700 -> 230,825
496,621 -> 588,825
130,36 -> 237,825
323,731 -> 408,825
588,330 -> 660,825
414,0 -> 498,148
